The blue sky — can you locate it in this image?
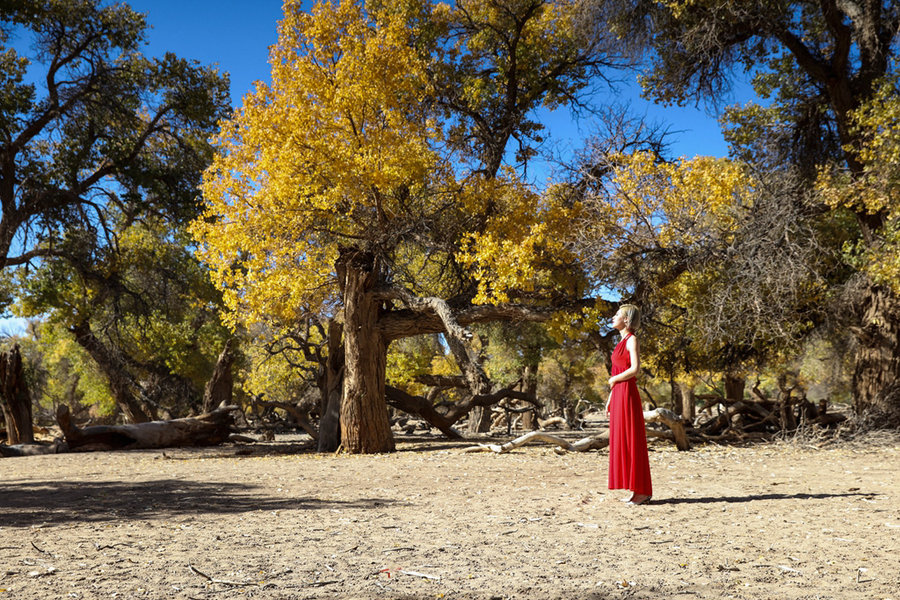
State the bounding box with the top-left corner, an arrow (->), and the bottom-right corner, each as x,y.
1,0 -> 753,336
125,0 -> 741,157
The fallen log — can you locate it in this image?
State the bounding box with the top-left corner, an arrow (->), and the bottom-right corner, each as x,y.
56,404 -> 239,451
643,407 -> 691,451
462,430 -> 609,454
464,408 -> 692,454
0,441 -> 68,457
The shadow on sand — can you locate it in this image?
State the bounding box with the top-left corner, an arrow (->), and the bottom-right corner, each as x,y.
652,491 -> 875,505
0,478 -> 401,528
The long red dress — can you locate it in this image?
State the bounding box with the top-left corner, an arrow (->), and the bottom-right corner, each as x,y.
608,333 -> 652,496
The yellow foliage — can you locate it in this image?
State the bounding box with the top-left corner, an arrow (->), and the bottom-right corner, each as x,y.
192,0 -> 445,328
457,172 -> 585,304
816,79 -> 900,293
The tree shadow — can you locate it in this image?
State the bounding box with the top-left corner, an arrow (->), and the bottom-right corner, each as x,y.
652,491 -> 875,505
0,479 -> 400,528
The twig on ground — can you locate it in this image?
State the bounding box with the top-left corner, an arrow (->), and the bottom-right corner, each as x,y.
188,564 -> 259,587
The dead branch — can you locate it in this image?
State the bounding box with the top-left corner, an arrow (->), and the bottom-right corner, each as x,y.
385,385 -> 463,439
462,430 -> 610,454
188,564 -> 258,587
249,397 -> 318,440
643,407 -> 691,451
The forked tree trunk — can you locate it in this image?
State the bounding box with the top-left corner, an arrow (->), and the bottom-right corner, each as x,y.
852,283 -> 900,423
318,319 -> 344,452
0,344 -> 34,445
338,249 -> 395,453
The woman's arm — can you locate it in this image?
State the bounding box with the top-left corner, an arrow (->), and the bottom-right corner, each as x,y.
609,336 -> 641,386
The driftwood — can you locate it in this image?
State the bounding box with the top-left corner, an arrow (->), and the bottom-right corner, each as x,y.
696,384 -> 847,439
464,408 -> 692,454
462,430 -> 610,454
644,407 -> 691,450
56,404 -> 239,451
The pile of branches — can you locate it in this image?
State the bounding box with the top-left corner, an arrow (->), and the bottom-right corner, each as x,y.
691,383 -> 846,443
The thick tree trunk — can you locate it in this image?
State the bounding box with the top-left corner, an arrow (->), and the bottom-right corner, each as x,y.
678,381 -> 696,422
0,344 -> 34,445
724,373 -> 745,404
338,249 -> 395,453
852,283 -> 900,423
202,338 -> 236,413
70,321 -> 154,423
318,319 -> 344,452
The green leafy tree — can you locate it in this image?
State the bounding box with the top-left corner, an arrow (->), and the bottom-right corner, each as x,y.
16,215 -> 232,421
1,0 -> 231,422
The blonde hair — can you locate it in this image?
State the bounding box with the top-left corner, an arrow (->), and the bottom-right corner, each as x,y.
619,304 -> 641,332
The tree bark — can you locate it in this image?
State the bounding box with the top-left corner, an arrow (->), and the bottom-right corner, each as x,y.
385,385 -> 462,439
70,320 -> 154,423
0,344 -> 34,445
202,337 -> 236,413
852,283 -> 900,423
338,249 -> 395,453
56,404 -> 237,451
678,381 -> 696,422
318,318 -> 344,452
724,373 -> 745,404
520,363 -> 540,431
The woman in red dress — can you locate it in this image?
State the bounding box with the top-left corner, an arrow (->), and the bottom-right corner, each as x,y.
605,304 -> 652,505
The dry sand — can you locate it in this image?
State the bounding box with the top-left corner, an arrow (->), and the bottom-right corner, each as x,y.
1,430 -> 898,599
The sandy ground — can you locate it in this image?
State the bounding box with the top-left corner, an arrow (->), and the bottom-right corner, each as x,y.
1,429 -> 898,600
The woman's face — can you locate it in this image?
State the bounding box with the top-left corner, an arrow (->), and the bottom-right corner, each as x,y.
611,309 -> 626,331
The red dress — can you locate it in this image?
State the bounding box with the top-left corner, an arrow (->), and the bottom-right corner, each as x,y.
608,333 -> 652,496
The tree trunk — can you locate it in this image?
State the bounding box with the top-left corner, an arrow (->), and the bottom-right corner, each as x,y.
202,338 -> 236,413
678,382 -> 696,422
0,344 -> 34,445
671,378 -> 683,418
724,373 -> 745,404
70,320 -> 154,423
852,283 -> 900,423
520,363 -> 540,431
338,249 -> 395,453
442,332 -> 492,434
318,319 -> 344,452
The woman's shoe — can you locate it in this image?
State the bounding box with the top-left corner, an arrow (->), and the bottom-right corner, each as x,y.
628,495 -> 652,506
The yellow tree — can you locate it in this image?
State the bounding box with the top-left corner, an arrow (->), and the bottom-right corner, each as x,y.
194,0 -> 624,453
559,145 -> 838,416
608,0 -> 900,420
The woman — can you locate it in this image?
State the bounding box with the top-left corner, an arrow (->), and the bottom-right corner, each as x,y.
605,304 -> 653,505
